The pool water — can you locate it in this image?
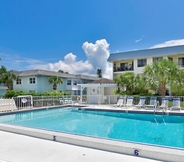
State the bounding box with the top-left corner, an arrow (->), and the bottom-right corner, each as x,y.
0,108 -> 184,149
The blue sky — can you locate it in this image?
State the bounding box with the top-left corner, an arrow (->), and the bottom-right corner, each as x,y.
0,0 -> 184,78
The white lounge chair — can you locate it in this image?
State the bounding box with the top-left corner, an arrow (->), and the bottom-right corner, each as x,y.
134,97 -> 146,109
170,98 -> 181,111
125,96 -> 134,107
63,98 -> 69,105
59,98 -> 68,105
158,98 -> 169,111
59,98 -> 64,104
145,97 -> 157,109
68,98 -> 73,105
0,99 -> 17,112
114,97 -> 124,107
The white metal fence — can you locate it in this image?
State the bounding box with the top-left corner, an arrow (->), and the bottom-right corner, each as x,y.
0,95 -> 184,111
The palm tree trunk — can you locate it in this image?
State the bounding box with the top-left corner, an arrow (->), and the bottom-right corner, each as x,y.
158,83 -> 166,96
53,84 -> 57,90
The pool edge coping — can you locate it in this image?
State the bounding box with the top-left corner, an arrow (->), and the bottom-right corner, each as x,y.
0,123 -> 184,162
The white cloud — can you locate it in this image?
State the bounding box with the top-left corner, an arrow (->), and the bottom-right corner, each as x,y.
82,39 -> 112,78
64,53 -> 76,63
48,39 -> 112,79
0,52 -> 47,70
135,38 -> 142,43
135,36 -> 144,43
151,39 -> 184,48
48,56 -> 93,75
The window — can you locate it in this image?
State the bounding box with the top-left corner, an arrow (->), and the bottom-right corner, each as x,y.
153,57 -> 163,63
73,80 -> 81,85
178,57 -> 184,67
83,88 -> 87,95
82,80 -> 90,84
67,80 -> 71,85
137,59 -> 147,67
29,78 -> 36,84
73,80 -> 77,85
16,78 -> 22,85
74,90 -> 80,95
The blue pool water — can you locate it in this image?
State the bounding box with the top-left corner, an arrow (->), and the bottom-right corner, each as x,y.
0,108 -> 184,149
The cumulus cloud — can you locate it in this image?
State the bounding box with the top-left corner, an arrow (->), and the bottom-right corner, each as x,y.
82,39 -> 112,78
48,53 -> 93,75
47,39 -> 112,79
64,53 -> 76,63
151,39 -> 184,48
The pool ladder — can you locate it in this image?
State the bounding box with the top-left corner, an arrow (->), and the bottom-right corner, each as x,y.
154,115 -> 166,124
154,101 -> 166,124
154,101 -> 167,115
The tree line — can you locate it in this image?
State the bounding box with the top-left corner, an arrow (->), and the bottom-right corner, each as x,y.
1,58 -> 183,97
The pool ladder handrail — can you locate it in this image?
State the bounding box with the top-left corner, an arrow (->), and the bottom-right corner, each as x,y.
154,101 -> 168,114
102,96 -> 111,107
154,101 -> 160,115
154,101 -> 166,124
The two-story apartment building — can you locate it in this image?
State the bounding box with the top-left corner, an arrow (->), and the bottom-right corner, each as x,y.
108,45 -> 184,79
13,69 -> 99,95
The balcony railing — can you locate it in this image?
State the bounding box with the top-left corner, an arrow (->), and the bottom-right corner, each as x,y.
113,66 -> 134,72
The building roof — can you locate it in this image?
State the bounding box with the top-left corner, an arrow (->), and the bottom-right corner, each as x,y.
0,86 -> 8,90
108,45 -> 184,62
13,69 -> 99,80
90,78 -> 115,84
78,78 -> 116,88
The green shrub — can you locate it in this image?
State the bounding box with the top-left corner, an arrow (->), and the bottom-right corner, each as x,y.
3,90 -> 71,98
3,90 -> 25,98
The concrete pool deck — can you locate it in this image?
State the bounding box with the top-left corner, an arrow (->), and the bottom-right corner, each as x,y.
82,104 -> 184,115
0,130 -> 161,162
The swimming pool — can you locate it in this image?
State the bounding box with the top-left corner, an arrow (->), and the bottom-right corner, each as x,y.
0,107 -> 184,149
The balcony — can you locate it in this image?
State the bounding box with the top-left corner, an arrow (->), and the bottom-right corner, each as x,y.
113,66 -> 134,72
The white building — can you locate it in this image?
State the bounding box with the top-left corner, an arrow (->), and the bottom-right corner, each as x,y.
78,78 -> 117,104
108,45 -> 184,79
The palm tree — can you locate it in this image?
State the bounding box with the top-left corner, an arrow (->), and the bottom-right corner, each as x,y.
58,70 -> 64,73
134,74 -> 148,94
114,72 -> 136,95
0,65 -> 6,71
143,59 -> 181,96
97,68 -> 102,78
58,69 -> 69,74
2,71 -> 17,89
0,66 -> 5,85
0,66 -> 17,89
169,68 -> 184,96
48,76 -> 63,90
